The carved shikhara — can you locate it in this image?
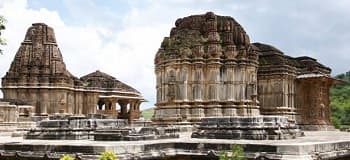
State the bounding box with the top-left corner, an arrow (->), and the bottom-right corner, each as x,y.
153,12 -> 260,125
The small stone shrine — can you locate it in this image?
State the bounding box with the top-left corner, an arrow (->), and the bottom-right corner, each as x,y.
0,100 -> 35,132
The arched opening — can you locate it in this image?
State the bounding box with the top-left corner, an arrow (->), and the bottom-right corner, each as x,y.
97,99 -> 105,110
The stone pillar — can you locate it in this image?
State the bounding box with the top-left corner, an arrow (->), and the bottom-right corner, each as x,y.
111,99 -> 117,110
107,100 -> 112,110
129,101 -> 134,112
135,100 -> 141,119
136,101 -> 141,112
128,100 -> 136,123
119,100 -> 128,119
40,89 -> 48,115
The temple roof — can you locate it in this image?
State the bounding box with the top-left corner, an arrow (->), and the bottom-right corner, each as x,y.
80,70 -> 140,94
256,42 -> 331,75
251,42 -> 284,55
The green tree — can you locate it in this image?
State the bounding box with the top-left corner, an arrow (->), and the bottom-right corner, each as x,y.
331,72 -> 350,129
0,15 -> 6,54
60,155 -> 75,160
99,151 -> 117,160
219,144 -> 245,160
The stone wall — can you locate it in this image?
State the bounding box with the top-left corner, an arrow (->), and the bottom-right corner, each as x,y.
296,77 -> 333,129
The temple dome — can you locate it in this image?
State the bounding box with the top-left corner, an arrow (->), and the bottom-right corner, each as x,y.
80,70 -> 140,94
155,12 -> 252,64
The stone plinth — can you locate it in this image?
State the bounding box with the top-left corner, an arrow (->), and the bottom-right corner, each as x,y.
192,116 -> 303,140
25,115 -> 128,140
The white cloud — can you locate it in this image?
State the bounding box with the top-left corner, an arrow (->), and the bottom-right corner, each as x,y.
0,0 -> 160,109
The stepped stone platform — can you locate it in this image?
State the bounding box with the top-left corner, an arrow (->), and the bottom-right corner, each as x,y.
192,116 -> 303,140
25,115 -> 179,141
25,115 -> 128,140
0,131 -> 350,160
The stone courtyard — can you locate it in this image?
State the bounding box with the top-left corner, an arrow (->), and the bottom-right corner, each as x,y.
0,131 -> 350,160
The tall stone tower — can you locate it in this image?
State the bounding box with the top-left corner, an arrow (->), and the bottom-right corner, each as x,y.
153,12 -> 259,125
1,23 -> 79,115
3,23 -> 76,86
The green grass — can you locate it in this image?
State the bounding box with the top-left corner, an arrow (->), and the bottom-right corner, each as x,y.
141,107 -> 154,120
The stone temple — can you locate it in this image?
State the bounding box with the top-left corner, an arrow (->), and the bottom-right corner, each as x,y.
1,23 -> 144,123
153,12 -> 338,130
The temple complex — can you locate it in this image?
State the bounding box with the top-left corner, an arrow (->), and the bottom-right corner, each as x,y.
1,23 -> 144,123
153,12 -> 337,130
0,12 -> 349,160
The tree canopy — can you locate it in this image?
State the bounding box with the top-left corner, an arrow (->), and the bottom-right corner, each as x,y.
0,15 -> 6,54
331,71 -> 350,129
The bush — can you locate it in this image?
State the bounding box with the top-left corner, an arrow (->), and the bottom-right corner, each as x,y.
331,116 -> 341,129
99,151 -> 117,160
219,144 -> 245,160
60,155 -> 75,160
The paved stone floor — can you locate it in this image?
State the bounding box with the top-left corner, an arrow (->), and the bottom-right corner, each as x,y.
0,131 -> 350,160
1,131 -> 349,146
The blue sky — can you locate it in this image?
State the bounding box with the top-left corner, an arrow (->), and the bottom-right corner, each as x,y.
1,0 -> 350,109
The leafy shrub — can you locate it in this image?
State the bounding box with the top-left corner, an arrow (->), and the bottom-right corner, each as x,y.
60,155 -> 75,160
219,144 -> 245,160
99,151 -> 117,160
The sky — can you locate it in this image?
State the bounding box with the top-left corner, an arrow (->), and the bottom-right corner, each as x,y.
1,0 -> 350,110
